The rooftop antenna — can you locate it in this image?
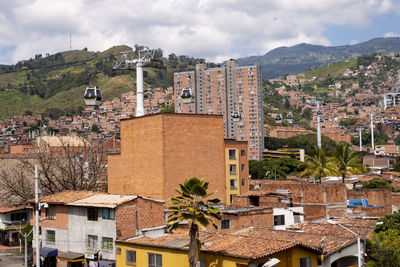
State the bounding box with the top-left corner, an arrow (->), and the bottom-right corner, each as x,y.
70,34 -> 72,50
113,46 -> 164,117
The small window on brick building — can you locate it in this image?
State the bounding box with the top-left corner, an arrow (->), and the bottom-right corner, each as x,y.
229,164 -> 237,175
274,215 -> 285,226
126,249 -> 136,264
46,206 -> 56,220
241,164 -> 245,172
221,219 -> 230,229
249,196 -> 259,206
88,208 -> 98,221
229,149 -> 236,159
240,150 -> 245,157
23,147 -> 28,151
102,208 -> 115,220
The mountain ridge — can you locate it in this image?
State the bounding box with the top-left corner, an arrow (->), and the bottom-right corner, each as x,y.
237,37 -> 400,79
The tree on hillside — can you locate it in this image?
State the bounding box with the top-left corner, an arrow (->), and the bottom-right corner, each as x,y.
298,146 -> 337,183
329,143 -> 364,183
0,136 -> 108,203
168,178 -> 221,267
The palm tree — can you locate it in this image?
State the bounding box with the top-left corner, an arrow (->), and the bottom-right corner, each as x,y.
168,177 -> 221,267
298,146 -> 337,183
330,143 -> 364,183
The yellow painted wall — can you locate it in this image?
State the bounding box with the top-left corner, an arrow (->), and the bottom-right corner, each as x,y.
251,247 -> 318,267
225,148 -> 240,204
116,242 -> 320,267
116,242 -> 249,267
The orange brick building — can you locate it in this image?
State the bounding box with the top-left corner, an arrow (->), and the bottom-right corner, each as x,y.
108,113 -> 246,203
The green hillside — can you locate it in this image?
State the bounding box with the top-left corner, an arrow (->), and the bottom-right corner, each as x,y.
0,46 -> 202,119
299,59 -> 357,79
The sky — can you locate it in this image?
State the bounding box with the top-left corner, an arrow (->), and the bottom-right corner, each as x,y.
0,0 -> 400,65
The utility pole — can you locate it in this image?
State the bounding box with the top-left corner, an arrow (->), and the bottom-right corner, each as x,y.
113,47 -> 164,117
356,126 -> 364,152
316,101 -> 322,149
35,165 -> 40,267
370,113 -> 375,152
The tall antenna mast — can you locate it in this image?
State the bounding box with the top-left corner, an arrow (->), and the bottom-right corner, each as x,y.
370,113 -> 375,152
113,47 -> 164,117
70,34 -> 72,50
316,100 -> 322,150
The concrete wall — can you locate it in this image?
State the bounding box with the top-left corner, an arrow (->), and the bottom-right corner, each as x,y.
68,206 -> 116,260
273,207 -> 304,230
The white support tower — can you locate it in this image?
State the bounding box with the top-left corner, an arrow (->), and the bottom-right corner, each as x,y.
316,101 -> 322,150
356,125 -> 364,152
370,113 -> 375,152
113,47 -> 164,117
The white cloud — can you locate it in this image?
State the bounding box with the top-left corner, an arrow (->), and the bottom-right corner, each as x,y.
0,0 -> 397,64
384,32 -> 400,37
350,40 -> 359,45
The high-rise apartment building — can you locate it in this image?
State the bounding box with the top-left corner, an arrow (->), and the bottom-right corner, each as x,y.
174,60 -> 264,160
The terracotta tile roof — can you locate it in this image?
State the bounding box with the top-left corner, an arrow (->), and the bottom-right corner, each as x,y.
29,190 -> 101,205
0,205 -> 31,214
123,229 -> 321,259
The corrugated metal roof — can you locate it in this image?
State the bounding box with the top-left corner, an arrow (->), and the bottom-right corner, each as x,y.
67,194 -> 137,208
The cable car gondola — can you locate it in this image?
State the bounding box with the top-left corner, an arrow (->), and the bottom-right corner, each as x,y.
84,86 -> 102,106
181,88 -> 193,103
275,114 -> 283,123
232,111 -> 241,122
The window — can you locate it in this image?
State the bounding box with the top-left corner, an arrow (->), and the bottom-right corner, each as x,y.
240,150 -> 245,157
242,179 -> 245,186
230,179 -> 237,189
46,206 -> 56,220
88,208 -> 98,221
197,260 -> 206,267
46,230 -> 55,243
299,257 -> 311,267
148,253 -> 162,267
241,164 -> 245,172
87,235 -> 98,249
274,215 -> 285,226
102,208 -> 115,220
228,149 -> 236,159
221,219 -> 230,229
229,164 -> 237,175
11,212 -> 28,222
102,237 -> 113,250
126,249 -> 136,265
294,215 -> 301,224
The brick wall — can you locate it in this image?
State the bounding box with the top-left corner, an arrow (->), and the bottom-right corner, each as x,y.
349,207 -> 386,217
347,189 -> 392,215
30,205 -> 68,229
303,205 -> 326,221
219,209 -> 273,233
108,114 -> 227,203
260,181 -> 346,204
326,184 -> 347,203
392,193 -> 400,212
116,197 -> 165,240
